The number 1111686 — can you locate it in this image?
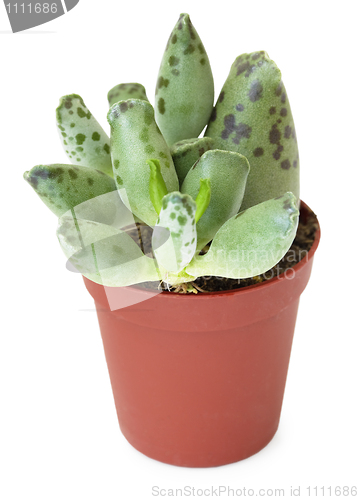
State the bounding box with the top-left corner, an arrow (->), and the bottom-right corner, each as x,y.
5,3 -> 58,14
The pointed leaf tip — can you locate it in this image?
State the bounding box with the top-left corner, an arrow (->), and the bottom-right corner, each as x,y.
147,159 -> 168,214
195,178 -> 211,222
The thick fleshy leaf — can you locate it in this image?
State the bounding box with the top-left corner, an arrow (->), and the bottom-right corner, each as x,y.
181,150 -> 250,250
185,193 -> 299,279
56,94 -> 113,177
23,164 -> 117,218
68,189 -> 136,229
107,99 -> 179,226
57,215 -> 160,287
153,192 -> 197,273
205,52 -> 299,210
194,178 -> 211,223
107,83 -> 148,107
155,13 -> 214,146
170,137 -> 214,185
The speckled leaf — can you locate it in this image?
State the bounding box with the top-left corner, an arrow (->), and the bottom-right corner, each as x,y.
155,13 -> 215,146
108,99 -> 179,226
107,83 -> 148,107
170,137 -> 215,185
57,215 -> 160,287
56,94 -> 113,177
186,193 -> 299,279
205,52 -> 299,210
181,150 -> 250,250
153,192 -> 197,273
23,164 -> 117,218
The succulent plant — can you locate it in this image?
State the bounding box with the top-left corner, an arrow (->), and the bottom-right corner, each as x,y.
24,13 -> 300,291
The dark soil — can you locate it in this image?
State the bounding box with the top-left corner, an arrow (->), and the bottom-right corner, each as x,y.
126,205 -> 319,294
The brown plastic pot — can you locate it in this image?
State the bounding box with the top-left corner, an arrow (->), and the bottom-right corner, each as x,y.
83,200 -> 320,467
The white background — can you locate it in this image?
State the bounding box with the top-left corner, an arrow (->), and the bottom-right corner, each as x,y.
1,1 -> 358,498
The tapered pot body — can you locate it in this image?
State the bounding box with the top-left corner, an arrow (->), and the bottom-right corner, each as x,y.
83,201 -> 320,467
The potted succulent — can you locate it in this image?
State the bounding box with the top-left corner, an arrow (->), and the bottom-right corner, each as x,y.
24,13 -> 320,467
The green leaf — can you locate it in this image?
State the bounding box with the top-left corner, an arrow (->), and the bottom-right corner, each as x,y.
181,150 -> 250,250
66,189 -> 136,228
108,99 -> 179,226
107,83 -> 148,107
185,193 -> 299,279
205,52 -> 299,210
155,13 -> 215,146
56,94 -> 113,177
147,159 -> 169,214
153,192 -> 197,273
57,215 -> 160,287
23,164 -> 117,218
195,178 -> 211,223
170,137 -> 214,185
